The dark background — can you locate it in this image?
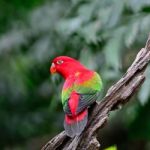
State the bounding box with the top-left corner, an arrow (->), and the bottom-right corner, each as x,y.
0,0 -> 150,149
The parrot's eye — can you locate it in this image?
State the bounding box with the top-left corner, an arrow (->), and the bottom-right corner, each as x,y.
56,60 -> 63,65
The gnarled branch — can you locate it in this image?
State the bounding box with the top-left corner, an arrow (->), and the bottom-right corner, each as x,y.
42,34 -> 150,150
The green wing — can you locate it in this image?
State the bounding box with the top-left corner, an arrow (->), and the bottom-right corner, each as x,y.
62,72 -> 103,115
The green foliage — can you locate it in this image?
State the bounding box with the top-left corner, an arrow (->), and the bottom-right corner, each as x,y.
138,66 -> 150,105
0,0 -> 150,149
0,0 -> 44,33
104,145 -> 117,150
128,100 -> 150,140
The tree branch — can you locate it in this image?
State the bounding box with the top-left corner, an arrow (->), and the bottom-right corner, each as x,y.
41,34 -> 150,150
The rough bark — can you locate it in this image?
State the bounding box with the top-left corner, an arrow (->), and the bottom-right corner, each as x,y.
41,35 -> 150,150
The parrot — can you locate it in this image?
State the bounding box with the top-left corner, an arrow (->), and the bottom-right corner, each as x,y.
50,56 -> 102,137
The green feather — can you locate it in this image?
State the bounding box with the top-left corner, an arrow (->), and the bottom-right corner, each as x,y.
62,72 -> 102,109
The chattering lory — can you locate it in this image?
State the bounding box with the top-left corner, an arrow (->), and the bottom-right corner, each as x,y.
50,56 -> 102,137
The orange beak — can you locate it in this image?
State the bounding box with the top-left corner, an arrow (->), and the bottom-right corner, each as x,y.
50,63 -> 56,74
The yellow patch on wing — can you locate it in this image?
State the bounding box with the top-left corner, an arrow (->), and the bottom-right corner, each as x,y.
75,71 -> 80,77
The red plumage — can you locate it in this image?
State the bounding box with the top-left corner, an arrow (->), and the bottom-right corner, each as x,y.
65,109 -> 88,124
50,56 -> 102,137
68,91 -> 79,116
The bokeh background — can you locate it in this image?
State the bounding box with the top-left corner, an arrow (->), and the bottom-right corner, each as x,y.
0,0 -> 150,150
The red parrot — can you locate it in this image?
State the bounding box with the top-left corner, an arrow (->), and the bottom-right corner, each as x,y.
50,56 -> 102,137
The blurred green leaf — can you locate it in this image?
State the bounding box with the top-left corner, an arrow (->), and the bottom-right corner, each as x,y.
125,21 -> 140,47
78,21 -> 101,43
57,17 -> 82,35
138,66 -> 150,105
127,0 -> 150,12
129,100 -> 150,140
104,145 -> 117,150
104,27 -> 125,70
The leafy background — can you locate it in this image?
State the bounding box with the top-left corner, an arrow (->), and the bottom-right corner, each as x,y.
0,0 -> 150,149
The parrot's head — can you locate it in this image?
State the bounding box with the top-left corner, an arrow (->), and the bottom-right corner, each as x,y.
50,56 -> 85,78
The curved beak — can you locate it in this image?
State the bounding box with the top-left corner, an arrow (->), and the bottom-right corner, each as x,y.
50,63 -> 56,74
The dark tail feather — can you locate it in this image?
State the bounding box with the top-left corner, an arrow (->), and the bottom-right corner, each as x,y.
64,109 -> 88,138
